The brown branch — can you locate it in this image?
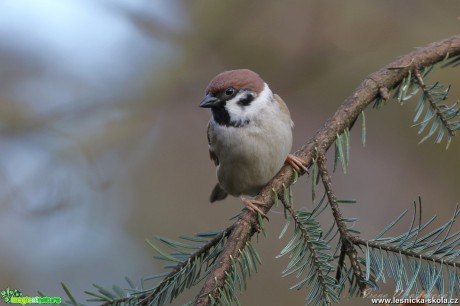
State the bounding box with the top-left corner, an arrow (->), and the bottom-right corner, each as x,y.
193,34 -> 460,306
316,153 -> 367,295
194,212 -> 258,304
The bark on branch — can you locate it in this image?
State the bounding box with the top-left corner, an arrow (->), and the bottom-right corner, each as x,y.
194,34 -> 460,306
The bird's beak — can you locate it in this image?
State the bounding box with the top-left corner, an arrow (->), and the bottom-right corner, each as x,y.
199,94 -> 220,108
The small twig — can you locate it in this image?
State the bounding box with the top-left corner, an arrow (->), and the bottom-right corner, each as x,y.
316,153 -> 367,295
414,68 -> 456,137
351,237 -> 460,268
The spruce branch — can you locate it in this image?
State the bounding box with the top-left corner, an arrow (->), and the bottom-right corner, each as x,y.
412,68 -> 460,148
414,69 -> 454,136
137,227 -> 234,306
352,199 -> 460,299
352,202 -> 460,268
277,186 -> 339,305
91,228 -> 234,306
194,213 -> 260,305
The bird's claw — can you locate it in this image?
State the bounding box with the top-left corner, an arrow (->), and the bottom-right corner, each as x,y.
286,154 -> 309,174
240,196 -> 269,221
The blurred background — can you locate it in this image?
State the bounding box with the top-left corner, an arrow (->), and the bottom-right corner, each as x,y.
0,1 -> 459,305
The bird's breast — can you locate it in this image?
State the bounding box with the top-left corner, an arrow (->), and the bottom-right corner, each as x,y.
210,118 -> 292,197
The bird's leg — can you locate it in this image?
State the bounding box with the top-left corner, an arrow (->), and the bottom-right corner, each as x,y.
240,196 -> 268,220
285,154 -> 309,174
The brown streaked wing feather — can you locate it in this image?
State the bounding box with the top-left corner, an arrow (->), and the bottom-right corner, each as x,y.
207,121 -> 219,166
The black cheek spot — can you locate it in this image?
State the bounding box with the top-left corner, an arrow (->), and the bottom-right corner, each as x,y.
237,94 -> 254,107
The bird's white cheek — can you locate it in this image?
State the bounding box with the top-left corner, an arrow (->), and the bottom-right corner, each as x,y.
225,102 -> 243,119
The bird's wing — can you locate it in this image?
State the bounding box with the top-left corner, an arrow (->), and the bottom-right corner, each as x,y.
207,121 -> 219,166
274,93 -> 294,127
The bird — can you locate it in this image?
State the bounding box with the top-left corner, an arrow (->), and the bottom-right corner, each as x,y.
199,69 -> 307,217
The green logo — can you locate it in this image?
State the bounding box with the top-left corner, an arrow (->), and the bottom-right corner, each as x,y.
1,288 -> 22,303
1,288 -> 61,305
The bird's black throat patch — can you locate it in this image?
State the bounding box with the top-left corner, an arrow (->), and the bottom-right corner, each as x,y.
211,103 -> 250,128
211,103 -> 231,126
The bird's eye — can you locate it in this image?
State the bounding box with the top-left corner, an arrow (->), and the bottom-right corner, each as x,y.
225,87 -> 235,96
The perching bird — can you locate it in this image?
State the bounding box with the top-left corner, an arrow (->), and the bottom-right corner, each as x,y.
199,69 -> 307,216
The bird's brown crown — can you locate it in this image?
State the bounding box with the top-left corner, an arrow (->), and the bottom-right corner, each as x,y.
206,69 -> 265,95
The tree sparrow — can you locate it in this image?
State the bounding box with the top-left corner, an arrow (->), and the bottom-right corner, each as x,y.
199,69 -> 307,216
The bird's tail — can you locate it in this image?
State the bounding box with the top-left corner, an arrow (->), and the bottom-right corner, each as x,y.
210,183 -> 228,202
